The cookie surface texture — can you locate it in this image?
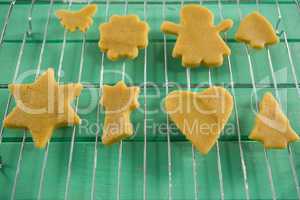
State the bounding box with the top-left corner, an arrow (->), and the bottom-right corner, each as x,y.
235,11 -> 279,49
101,81 -> 140,145
249,92 -> 299,148
3,68 -> 83,148
99,15 -> 149,61
56,4 -> 97,32
161,4 -> 233,68
165,87 -> 233,154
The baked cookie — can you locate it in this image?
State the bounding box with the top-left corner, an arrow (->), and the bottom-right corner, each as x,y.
99,15 -> 149,61
161,4 -> 233,68
3,68 -> 83,148
249,92 -> 299,148
56,4 -> 97,32
165,87 -> 233,154
101,81 -> 140,145
235,11 -> 279,49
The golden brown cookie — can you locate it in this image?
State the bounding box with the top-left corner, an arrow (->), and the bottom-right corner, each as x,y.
165,87 -> 233,154
100,81 -> 140,145
56,4 -> 97,32
249,92 -> 299,148
99,15 -> 149,61
3,68 -> 83,148
161,4 -> 233,68
235,11 -> 279,49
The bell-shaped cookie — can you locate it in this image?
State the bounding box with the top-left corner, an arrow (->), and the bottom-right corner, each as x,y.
235,11 -> 279,49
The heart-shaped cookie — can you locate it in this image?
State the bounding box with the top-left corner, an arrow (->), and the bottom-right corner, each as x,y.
165,87 -> 233,154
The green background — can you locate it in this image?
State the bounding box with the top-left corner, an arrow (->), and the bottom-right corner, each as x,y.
1,0 -> 300,199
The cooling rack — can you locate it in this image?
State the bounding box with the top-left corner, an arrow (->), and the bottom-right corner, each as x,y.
0,0 -> 300,199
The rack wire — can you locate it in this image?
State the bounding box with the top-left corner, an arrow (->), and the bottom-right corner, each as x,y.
178,0 -> 200,198
217,0 -> 250,199
0,0 -> 300,199
235,1 -> 277,199
0,1 -> 55,199
90,0 -> 109,199
239,0 -> 300,199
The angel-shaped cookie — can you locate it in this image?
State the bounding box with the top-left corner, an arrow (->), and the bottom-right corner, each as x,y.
56,4 -> 97,32
235,12 -> 279,49
161,4 -> 233,68
101,81 -> 140,145
249,92 -> 299,148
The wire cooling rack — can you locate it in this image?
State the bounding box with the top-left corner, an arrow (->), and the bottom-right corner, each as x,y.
1,0 -> 300,199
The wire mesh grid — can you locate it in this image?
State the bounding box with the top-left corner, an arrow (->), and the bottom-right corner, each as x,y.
0,0 -> 300,199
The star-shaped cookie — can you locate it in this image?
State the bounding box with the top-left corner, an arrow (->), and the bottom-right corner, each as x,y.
56,4 -> 97,32
161,4 -> 233,68
99,15 -> 149,61
249,92 -> 299,148
3,68 -> 83,148
100,81 -> 140,145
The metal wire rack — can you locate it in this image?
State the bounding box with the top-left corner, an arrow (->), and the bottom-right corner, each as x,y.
0,0 -> 300,199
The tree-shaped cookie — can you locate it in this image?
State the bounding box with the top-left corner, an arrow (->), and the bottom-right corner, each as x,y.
99,15 -> 149,61
235,12 -> 279,49
100,81 -> 140,145
3,68 -> 83,148
161,4 -> 233,68
249,92 -> 299,148
56,4 -> 97,32
165,87 -> 233,154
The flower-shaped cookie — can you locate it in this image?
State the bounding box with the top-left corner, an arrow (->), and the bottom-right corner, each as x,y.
249,92 -> 299,148
56,4 -> 97,32
161,4 -> 233,68
99,15 -> 149,61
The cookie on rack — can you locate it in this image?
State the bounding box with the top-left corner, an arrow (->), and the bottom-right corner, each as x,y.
249,92 -> 299,148
56,4 -> 97,32
99,15 -> 149,61
235,11 -> 279,49
3,68 -> 83,148
161,4 -> 233,68
101,81 -> 140,145
165,87 -> 233,155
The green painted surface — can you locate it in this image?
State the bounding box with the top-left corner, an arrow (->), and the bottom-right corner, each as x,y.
1,0 -> 300,199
